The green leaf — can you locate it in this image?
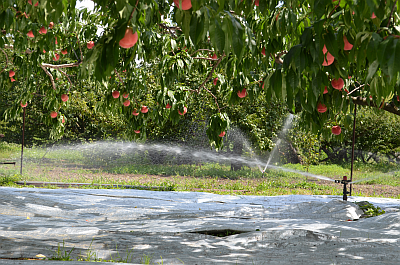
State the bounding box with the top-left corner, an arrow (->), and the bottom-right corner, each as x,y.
377,38 -> 389,65
314,0 -> 330,19
324,27 -> 338,58
213,18 -> 225,54
312,71 -> 322,99
222,16 -> 232,55
366,60 -> 379,82
273,70 -> 283,100
284,44 -> 302,69
182,12 -> 191,41
301,27 -> 313,46
286,70 -> 295,112
366,33 -> 382,62
190,11 -> 204,46
388,39 -> 398,81
229,13 -> 244,59
4,8 -> 14,29
393,40 -> 400,82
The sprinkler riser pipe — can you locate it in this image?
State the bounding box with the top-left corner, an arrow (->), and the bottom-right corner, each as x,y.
335,176 -> 351,201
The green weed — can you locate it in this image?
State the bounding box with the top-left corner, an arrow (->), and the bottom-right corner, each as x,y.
355,201 -> 386,217
48,240 -> 74,261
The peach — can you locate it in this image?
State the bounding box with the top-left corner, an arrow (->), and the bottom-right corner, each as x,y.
331,78 -> 344,90
322,45 -> 334,66
323,86 -> 328,94
343,36 -> 353,51
213,78 -> 218,85
219,131 -> 226,137
50,111 -> 57,118
178,106 -> 187,115
10,77 -> 16,82
166,103 -> 171,109
173,0 -> 192,10
61,49 -> 67,55
134,130 -> 140,134
27,30 -> 34,38
141,106 -> 148,113
132,110 -> 139,116
53,53 -> 60,61
317,103 -> 327,113
123,100 -> 130,107
119,28 -> 138,49
87,41 -> 94,49
49,22 -> 54,29
332,125 -> 341,135
38,26 -> 47,35
112,91 -> 120,98
61,94 -> 69,102
20,102 -> 27,108
122,92 -> 129,98
237,88 -> 247,98
9,70 -> 15,77
261,47 -> 266,56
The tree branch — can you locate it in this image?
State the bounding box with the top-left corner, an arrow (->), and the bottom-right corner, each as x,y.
193,57 -> 219,61
327,0 -> 341,19
56,69 -> 74,87
75,36 -> 83,62
41,62 -> 81,69
387,2 -> 397,27
190,49 -> 215,56
274,51 -> 287,64
198,54 -> 225,93
40,62 -> 81,90
0,48 -> 9,74
351,96 -> 400,116
40,65 -> 56,90
114,70 -> 139,104
114,69 -> 124,84
347,84 -> 367,95
4,44 -> 32,54
129,0 -> 140,21
203,86 -> 221,112
197,54 -> 225,112
182,88 -> 198,93
158,23 -> 181,37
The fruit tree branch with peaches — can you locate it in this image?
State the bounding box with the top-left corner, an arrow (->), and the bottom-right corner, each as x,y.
1,0 -> 400,148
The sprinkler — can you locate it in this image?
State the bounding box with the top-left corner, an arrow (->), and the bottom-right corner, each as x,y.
335,176 -> 351,201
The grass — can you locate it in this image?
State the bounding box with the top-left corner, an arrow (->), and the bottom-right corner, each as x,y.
0,142 -> 20,159
1,142 -> 400,198
46,239 -> 155,264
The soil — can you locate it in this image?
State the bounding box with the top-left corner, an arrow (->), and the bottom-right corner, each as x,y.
13,163 -> 400,198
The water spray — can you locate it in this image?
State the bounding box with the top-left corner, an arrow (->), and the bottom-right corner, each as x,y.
335,176 -> 351,201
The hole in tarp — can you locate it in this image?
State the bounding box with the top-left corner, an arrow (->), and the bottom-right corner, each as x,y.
189,229 -> 247,237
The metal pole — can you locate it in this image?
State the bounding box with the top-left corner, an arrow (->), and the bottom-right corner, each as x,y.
20,107 -> 25,175
350,104 -> 357,196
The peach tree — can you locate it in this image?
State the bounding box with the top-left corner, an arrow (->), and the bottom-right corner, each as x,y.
1,0 -> 400,149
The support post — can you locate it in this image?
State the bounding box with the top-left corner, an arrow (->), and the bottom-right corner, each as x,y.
20,107 -> 25,175
350,104 -> 357,196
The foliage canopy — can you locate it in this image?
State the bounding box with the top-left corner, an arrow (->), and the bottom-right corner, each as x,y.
1,0 -> 400,148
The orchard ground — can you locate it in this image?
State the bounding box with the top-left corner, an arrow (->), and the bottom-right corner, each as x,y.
1,143 -> 400,264
1,142 -> 400,198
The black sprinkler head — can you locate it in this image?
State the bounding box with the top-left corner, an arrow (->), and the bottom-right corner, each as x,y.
335,176 -> 351,201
